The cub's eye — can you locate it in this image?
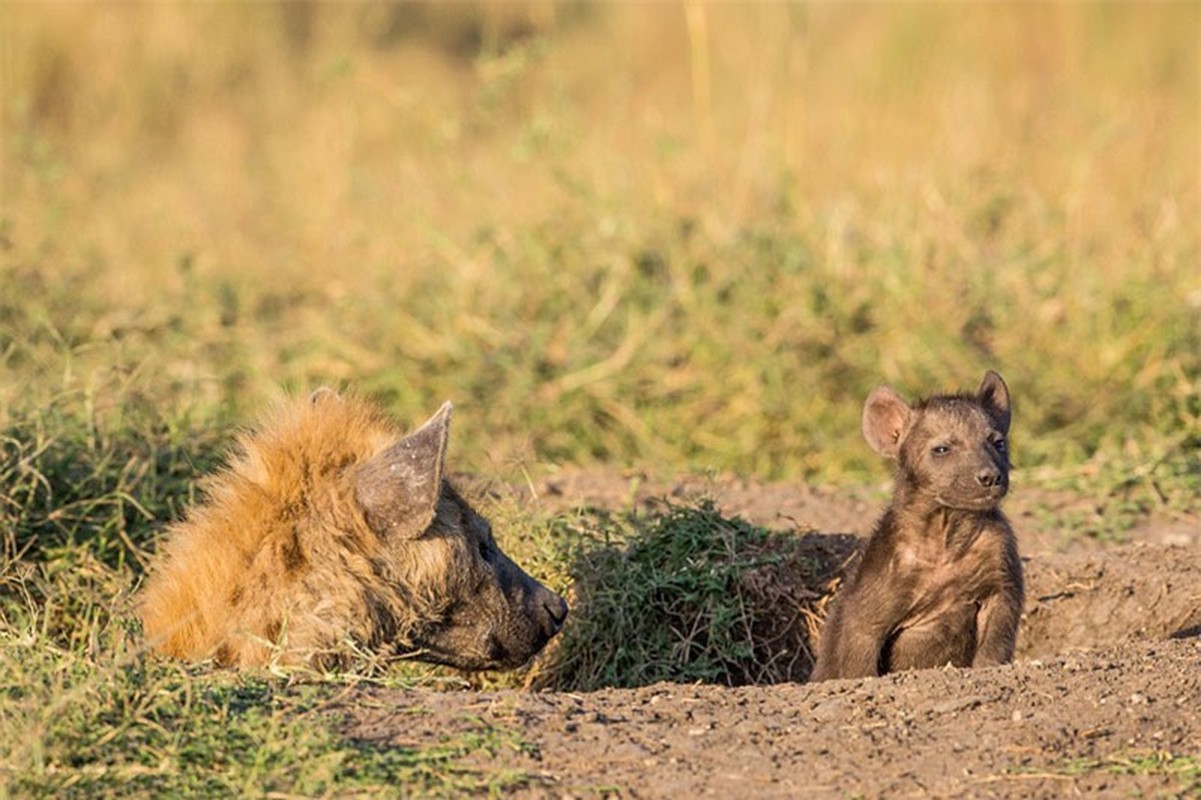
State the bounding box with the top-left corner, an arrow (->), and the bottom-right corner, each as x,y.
931,444 -> 951,456
993,437 -> 1007,453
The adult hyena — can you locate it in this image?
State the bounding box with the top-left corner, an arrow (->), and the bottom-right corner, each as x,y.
138,389 -> 567,670
811,371 -> 1023,681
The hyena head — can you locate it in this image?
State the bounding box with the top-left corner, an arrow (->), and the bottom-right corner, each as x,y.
861,371 -> 1012,511
354,400 -> 568,670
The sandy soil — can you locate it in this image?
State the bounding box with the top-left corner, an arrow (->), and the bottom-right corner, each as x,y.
343,471 -> 1201,798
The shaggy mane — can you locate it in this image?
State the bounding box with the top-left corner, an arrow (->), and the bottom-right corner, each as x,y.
139,393 -> 403,665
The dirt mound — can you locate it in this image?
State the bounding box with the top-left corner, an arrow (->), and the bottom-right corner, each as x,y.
1022,544 -> 1201,658
526,470 -> 1201,683
531,469 -> 875,537
347,638 -> 1200,798
347,473 -> 1201,797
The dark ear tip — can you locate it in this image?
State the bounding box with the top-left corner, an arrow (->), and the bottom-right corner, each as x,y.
980,370 -> 1010,397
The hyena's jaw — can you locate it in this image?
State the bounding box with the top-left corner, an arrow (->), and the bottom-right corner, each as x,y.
934,489 -> 1007,512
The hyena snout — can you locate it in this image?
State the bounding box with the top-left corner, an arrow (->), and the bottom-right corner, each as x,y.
505,562 -> 568,645
976,466 -> 1005,488
532,582 -> 569,638
438,551 -> 569,670
419,562 -> 567,671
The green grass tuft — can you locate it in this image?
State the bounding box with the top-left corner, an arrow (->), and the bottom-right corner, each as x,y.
1020,751 -> 1201,796
1,656 -> 532,798
0,394 -> 534,798
532,501 -> 853,691
0,582 -> 532,799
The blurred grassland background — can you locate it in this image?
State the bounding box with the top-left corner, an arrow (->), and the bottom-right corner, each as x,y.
1,3 -> 1199,795
3,1 -> 1196,483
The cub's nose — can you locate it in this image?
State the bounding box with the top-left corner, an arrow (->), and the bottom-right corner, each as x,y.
976,468 -> 1004,488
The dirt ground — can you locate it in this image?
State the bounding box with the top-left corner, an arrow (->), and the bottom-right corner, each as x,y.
344,471 -> 1201,798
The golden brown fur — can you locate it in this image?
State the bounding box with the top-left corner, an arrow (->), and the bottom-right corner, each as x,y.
138,391 -> 566,669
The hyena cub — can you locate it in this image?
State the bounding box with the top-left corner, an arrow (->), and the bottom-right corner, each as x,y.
811,371 -> 1023,681
139,389 -> 568,670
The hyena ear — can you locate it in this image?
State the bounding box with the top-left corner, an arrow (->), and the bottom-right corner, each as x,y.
977,370 -> 1011,434
310,386 -> 340,405
355,402 -> 453,540
862,385 -> 913,458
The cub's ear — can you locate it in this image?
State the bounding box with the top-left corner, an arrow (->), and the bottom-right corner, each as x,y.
310,386 -> 341,405
862,385 -> 913,458
355,402 -> 453,539
977,370 -> 1011,434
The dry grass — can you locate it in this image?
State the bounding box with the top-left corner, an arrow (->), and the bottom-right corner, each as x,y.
3,3 -> 1196,482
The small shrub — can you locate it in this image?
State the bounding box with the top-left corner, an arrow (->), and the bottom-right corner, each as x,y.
532,500 -> 856,691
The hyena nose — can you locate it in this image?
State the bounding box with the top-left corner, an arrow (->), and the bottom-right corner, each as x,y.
542,593 -> 568,635
976,468 -> 1003,488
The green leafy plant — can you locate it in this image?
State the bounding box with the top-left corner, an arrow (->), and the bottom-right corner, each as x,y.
532,501 -> 854,690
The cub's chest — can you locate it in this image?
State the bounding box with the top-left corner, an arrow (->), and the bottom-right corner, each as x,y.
890,536 -> 1001,613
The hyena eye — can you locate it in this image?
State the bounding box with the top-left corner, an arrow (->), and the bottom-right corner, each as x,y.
931,444 -> 951,457
993,437 -> 1007,453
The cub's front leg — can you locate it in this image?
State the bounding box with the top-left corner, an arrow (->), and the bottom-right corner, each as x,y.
972,538 -> 1024,667
972,587 -> 1023,667
811,578 -> 905,681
